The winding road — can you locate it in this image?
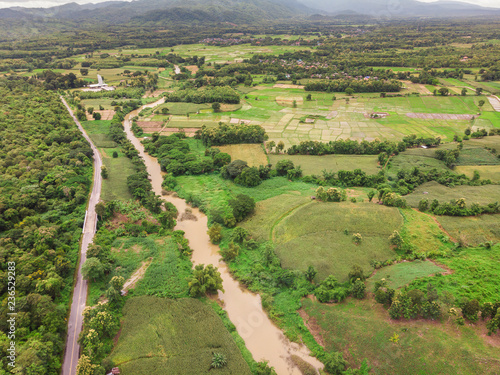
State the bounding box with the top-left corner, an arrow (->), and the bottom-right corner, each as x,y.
60,97 -> 103,375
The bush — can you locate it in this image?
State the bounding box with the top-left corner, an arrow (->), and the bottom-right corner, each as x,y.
323,352 -> 347,375
352,279 -> 366,299
221,160 -> 248,180
235,167 -> 262,187
275,159 -> 295,176
228,194 -> 255,222
207,223 -> 223,244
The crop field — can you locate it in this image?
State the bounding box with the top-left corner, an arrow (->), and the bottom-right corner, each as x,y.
455,147 -> 500,165
398,208 -> 452,254
437,214 -> 500,246
101,148 -> 135,201
407,244 -> 500,303
168,87 -> 490,146
216,144 -> 268,167
455,165 -> 500,183
108,297 -> 252,375
272,202 -> 403,281
240,194 -> 310,241
405,181 -> 500,207
269,154 -> 380,175
367,260 -> 446,290
387,154 -> 450,178
302,298 -> 500,375
81,120 -> 134,201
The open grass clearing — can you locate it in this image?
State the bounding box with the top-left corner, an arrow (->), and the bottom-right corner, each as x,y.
436,214 -> 500,246
102,148 -> 136,201
404,181 -> 500,207
108,296 -> 252,375
302,298 -> 500,375
367,260 -> 446,290
456,147 -> 500,166
407,244 -> 500,302
269,154 -> 380,175
272,202 -> 403,281
216,144 -> 268,167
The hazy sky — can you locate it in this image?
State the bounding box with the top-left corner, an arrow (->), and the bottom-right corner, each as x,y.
0,0 -> 499,9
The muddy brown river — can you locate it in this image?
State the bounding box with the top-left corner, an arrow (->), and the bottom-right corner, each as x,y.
123,98 -> 323,374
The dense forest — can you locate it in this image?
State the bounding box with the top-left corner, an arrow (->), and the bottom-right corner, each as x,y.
0,77 -> 93,374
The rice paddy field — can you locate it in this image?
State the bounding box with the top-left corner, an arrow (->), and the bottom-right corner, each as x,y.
108,296 -> 252,375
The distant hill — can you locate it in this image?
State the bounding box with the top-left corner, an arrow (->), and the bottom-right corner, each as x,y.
1,0 -> 314,24
297,0 -> 500,17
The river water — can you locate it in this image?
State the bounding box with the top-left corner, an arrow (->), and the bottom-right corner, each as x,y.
123,98 -> 323,374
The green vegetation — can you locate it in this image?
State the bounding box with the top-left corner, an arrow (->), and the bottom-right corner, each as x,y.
0,79 -> 92,374
408,244 -> 500,303
368,260 -> 445,290
272,202 -> 403,281
437,214 -> 500,246
108,297 -> 252,374
269,154 -> 380,176
302,298 -> 500,375
405,182 -> 500,208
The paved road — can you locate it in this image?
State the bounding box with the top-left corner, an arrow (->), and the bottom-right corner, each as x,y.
60,97 -> 103,375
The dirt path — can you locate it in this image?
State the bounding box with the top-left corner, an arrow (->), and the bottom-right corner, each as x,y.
60,97 -> 103,375
123,259 -> 152,292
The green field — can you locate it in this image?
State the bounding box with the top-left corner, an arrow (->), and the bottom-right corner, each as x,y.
387,154 -> 450,179
269,154 -> 380,175
367,260 -> 446,290
216,144 -> 269,167
108,297 -> 252,375
408,244 -> 500,303
455,165 -> 500,183
81,120 -> 136,201
398,208 -> 452,254
405,181 -> 500,207
302,298 -> 500,375
270,201 -> 403,281
436,214 -> 500,246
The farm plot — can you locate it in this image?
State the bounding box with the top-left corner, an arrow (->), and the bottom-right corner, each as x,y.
436,214 -> 500,246
405,181 -> 500,207
302,298 -> 500,375
271,202 -> 403,281
367,260 -> 446,290
455,165 -> 500,183
216,144 -> 268,167
108,297 -> 251,375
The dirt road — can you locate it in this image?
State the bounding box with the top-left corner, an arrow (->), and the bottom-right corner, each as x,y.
60,97 -> 103,375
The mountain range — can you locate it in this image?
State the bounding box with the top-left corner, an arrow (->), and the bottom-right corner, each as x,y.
1,0 -> 499,24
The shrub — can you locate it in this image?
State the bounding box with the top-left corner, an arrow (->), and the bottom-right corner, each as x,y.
352,279 -> 366,299
229,194 -> 255,222
276,159 -> 295,176
207,224 -> 223,244
352,233 -> 362,245
323,352 -> 347,375
235,167 -> 262,187
211,352 -> 227,369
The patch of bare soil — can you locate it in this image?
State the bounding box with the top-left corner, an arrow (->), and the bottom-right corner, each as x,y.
86,110 -> 115,121
273,83 -> 305,89
136,121 -> 164,132
298,308 -> 325,348
365,112 -> 389,119
185,65 -> 199,74
406,113 -> 477,120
